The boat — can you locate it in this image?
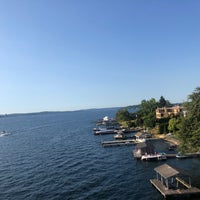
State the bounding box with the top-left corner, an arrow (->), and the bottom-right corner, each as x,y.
93,127 -> 101,132
96,116 -> 118,126
0,131 -> 9,137
113,131 -> 126,139
93,116 -> 120,135
141,153 -> 167,161
136,138 -> 146,143
176,153 -> 189,159
135,132 -> 147,143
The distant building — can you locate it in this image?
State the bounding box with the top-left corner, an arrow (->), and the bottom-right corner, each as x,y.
156,105 -> 183,119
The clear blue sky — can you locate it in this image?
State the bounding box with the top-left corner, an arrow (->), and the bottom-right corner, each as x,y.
0,0 -> 200,114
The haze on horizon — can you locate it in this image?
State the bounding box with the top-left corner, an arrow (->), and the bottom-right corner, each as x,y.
0,1 -> 199,114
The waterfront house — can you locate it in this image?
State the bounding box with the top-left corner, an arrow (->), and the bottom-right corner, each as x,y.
156,105 -> 183,119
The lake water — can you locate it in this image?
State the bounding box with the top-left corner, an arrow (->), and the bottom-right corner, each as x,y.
0,108 -> 199,200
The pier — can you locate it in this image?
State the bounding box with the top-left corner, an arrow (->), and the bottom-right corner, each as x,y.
150,164 -> 200,199
101,139 -> 137,147
150,179 -> 200,199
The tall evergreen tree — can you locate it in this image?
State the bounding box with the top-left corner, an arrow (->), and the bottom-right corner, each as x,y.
178,87 -> 200,153
158,96 -> 167,107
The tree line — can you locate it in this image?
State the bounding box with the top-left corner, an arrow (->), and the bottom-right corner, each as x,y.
178,87 -> 200,153
116,95 -> 172,129
115,87 -> 200,153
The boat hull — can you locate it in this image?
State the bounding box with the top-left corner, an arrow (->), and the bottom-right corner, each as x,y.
141,154 -> 167,161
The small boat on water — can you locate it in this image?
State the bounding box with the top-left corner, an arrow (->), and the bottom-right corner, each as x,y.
0,131 -> 9,137
141,153 -> 167,161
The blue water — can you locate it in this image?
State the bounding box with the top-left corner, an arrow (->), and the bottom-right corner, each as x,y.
0,108 -> 199,200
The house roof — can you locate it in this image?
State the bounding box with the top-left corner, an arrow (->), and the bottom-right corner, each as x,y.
135,142 -> 147,148
154,164 -> 179,179
135,142 -> 155,155
135,132 -> 144,137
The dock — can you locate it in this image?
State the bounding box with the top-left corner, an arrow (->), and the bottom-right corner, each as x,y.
166,153 -> 176,158
101,139 -> 137,147
150,179 -> 200,199
150,164 -> 200,199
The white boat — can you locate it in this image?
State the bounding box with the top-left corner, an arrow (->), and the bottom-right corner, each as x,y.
141,153 -> 167,161
136,138 -> 146,143
0,131 -> 9,137
114,132 -> 126,139
93,127 -> 100,132
176,153 -> 189,159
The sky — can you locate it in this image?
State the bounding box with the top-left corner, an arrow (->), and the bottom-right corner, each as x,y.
0,0 -> 200,114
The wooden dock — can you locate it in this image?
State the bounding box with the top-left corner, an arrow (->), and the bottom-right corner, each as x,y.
150,179 -> 200,199
166,154 -> 176,158
101,139 -> 136,147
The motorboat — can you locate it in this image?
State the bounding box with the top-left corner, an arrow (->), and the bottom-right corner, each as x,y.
0,131 -> 9,137
141,153 -> 167,161
113,131 -> 126,139
93,127 -> 101,132
176,153 -> 189,159
136,138 -> 146,143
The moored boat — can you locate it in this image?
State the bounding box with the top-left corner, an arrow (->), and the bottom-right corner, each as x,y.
136,138 -> 146,143
141,153 -> 167,161
176,153 -> 189,159
113,131 -> 126,139
93,116 -> 120,135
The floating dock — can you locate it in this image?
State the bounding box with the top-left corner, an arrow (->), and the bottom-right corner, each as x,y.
101,139 -> 137,147
150,179 -> 200,199
150,164 -> 200,199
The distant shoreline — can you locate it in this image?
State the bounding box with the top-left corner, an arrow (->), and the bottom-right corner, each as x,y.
0,107 -> 122,116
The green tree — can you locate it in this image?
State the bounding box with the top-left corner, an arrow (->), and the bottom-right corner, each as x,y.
140,98 -> 157,128
168,118 -> 176,133
140,98 -> 157,115
158,96 -> 171,107
158,96 -> 166,107
157,118 -> 169,134
143,112 -> 156,128
178,87 -> 200,153
116,109 -> 131,122
135,113 -> 143,127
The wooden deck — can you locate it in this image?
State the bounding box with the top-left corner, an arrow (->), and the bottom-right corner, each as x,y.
101,139 -> 136,147
150,179 -> 200,199
176,177 -> 191,188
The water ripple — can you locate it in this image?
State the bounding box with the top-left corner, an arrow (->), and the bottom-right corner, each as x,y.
0,110 -> 199,200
